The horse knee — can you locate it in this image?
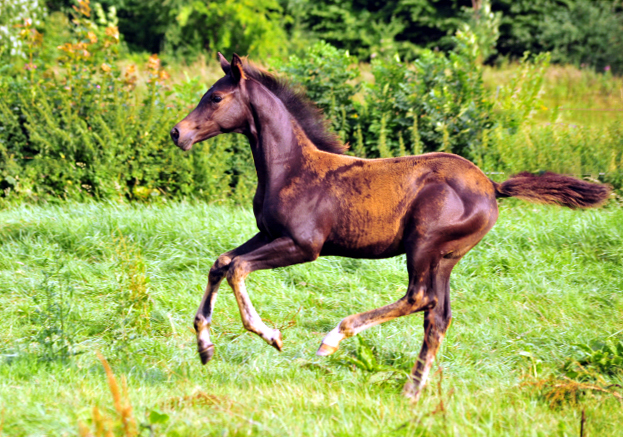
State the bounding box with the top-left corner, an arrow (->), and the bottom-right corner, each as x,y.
209,254 -> 233,282
225,258 -> 250,283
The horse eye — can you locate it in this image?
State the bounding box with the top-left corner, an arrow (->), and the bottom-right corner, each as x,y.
211,95 -> 223,103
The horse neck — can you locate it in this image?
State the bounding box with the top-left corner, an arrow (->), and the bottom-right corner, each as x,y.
245,81 -> 311,191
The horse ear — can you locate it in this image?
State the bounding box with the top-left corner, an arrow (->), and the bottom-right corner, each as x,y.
230,53 -> 246,83
218,52 -> 231,74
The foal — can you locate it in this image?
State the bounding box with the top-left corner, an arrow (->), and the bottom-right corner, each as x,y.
170,53 -> 609,400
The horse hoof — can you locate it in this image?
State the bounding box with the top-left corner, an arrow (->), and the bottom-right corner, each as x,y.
198,344 -> 215,364
316,343 -> 338,356
401,381 -> 421,401
270,330 -> 283,352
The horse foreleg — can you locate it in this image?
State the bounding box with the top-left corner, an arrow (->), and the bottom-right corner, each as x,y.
194,257 -> 228,364
226,236 -> 318,350
194,233 -> 269,364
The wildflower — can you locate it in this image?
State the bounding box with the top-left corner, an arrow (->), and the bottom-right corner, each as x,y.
24,62 -> 36,71
605,65 -> 611,72
158,70 -> 170,82
105,26 -> 119,41
73,0 -> 91,18
148,54 -> 160,72
87,31 -> 98,44
101,63 -> 111,73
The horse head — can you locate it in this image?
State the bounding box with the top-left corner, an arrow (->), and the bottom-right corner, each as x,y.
170,53 -> 249,151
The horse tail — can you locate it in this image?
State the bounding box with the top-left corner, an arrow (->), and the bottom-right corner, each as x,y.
493,171 -> 610,209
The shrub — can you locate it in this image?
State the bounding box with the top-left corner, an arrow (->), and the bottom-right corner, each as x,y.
0,0 -> 47,62
359,29 -> 494,159
273,41 -> 360,145
0,1 -> 235,204
359,55 -> 412,158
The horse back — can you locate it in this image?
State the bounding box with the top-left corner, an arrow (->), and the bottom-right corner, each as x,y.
273,151 -> 498,259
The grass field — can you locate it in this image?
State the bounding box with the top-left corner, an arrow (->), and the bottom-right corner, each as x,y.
1,201 -> 622,436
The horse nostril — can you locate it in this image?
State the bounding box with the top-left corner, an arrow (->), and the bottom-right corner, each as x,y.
170,127 -> 180,144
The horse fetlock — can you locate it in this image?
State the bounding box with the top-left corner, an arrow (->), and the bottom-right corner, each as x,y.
195,318 -> 215,364
198,343 -> 215,365
264,328 -> 283,351
402,379 -> 424,401
194,315 -> 209,332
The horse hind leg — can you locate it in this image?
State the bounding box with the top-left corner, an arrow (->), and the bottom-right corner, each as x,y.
402,259 -> 455,401
317,246 -> 458,402
317,246 -> 441,356
316,288 -> 435,356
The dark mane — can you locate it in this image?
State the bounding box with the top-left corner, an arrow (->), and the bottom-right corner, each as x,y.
242,60 -> 347,155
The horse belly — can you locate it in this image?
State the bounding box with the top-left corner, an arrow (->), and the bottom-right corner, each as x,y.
320,208 -> 408,259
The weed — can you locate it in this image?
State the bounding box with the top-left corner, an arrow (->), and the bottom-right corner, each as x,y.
113,233 -> 152,334
525,376 -> 623,408
78,352 -> 138,437
563,340 -> 623,379
31,266 -> 76,362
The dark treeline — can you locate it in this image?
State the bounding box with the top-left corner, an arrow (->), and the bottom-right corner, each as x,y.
45,0 -> 623,73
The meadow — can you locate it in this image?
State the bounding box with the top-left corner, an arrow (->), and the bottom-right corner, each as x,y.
1,201 -> 622,436
2,2 -> 623,436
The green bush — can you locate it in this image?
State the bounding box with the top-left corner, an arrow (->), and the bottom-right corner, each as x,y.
359,55 -> 412,158
358,29 -> 494,159
495,0 -> 623,74
0,1 -> 234,204
273,41 -> 360,145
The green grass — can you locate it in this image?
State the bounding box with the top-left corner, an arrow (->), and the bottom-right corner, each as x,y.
484,64 -> 623,128
1,202 -> 622,436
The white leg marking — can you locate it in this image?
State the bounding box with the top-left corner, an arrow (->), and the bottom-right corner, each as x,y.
321,324 -> 346,348
232,278 -> 282,347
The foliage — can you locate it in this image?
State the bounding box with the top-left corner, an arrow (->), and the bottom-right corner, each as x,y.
359,29 -> 494,159
563,340 -> 623,379
0,0 -> 47,62
359,54 -> 412,158
0,1 -> 235,204
82,0 -> 288,60
479,121 -> 623,195
273,41 -> 360,144
493,52 -> 551,132
460,0 -> 501,63
495,0 -> 623,73
31,267 -> 76,362
408,28 -> 494,157
165,0 -> 288,59
39,0 -> 623,74
1,3 -> 621,204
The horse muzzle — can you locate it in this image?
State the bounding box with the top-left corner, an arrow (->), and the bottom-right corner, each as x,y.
170,125 -> 195,151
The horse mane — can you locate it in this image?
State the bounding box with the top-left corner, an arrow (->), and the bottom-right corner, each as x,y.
241,60 -> 347,155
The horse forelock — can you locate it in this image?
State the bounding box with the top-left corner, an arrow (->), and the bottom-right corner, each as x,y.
240,60 -> 347,155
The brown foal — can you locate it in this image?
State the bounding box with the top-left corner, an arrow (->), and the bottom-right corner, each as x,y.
170,53 -> 610,400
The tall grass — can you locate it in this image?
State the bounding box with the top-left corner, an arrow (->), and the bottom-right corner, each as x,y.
1,202 -> 622,435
